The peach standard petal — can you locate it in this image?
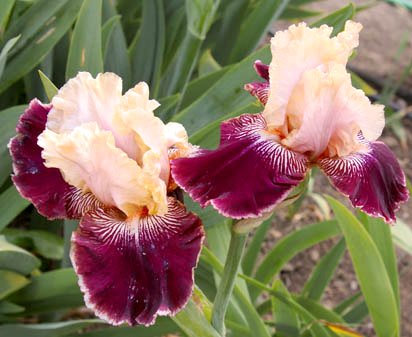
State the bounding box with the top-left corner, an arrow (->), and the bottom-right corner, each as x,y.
263,21 -> 362,128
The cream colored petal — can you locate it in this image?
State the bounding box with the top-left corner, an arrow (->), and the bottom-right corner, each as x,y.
283,64 -> 384,158
263,21 -> 362,128
48,72 -> 122,132
37,122 -> 167,217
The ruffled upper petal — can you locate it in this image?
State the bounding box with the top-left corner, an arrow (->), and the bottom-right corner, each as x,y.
8,99 -> 71,219
172,113 -> 308,219
319,139 -> 409,223
38,122 -> 168,217
71,197 -> 204,326
263,21 -> 362,127
282,64 -> 384,158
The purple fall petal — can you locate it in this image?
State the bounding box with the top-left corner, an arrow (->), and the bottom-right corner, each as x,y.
319,141 -> 409,223
8,99 -> 71,219
244,81 -> 269,105
71,197 -> 204,326
254,60 -> 269,81
172,114 -> 308,219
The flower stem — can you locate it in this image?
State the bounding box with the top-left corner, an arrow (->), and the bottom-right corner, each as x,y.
211,227 -> 247,336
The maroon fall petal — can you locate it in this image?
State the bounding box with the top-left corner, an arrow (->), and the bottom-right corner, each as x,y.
244,81 -> 269,105
319,140 -> 409,223
172,114 -> 308,219
254,60 -> 269,81
71,197 -> 204,326
8,99 -> 71,219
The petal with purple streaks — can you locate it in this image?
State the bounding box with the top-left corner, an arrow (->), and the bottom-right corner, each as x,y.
244,81 -> 269,105
254,60 -> 269,81
319,140 -> 409,223
8,99 -> 71,219
71,197 -> 204,326
172,114 -> 308,219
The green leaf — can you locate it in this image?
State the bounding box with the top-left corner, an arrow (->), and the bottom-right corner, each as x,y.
62,219 -> 78,268
186,0 -> 220,40
0,105 -> 26,186
198,49 -> 221,77
10,268 -> 83,314
0,0 -> 15,38
342,300 -> 369,324
129,0 -> 165,90
2,0 -> 68,56
0,270 -> 29,300
242,216 -> 272,276
101,15 -> 120,57
326,196 -> 399,337
295,296 -> 345,323
229,0 -> 290,63
101,2 -> 130,87
302,238 -> 346,301
0,235 -> 40,274
156,94 -> 180,122
392,219 -> 412,255
172,45 -> 270,135
350,72 -> 376,96
0,320 -> 101,337
360,215 -> 399,311
3,229 -> 64,260
280,6 -> 321,19
66,0 -> 103,79
0,0 -> 83,94
333,292 -> 362,315
65,317 -> 179,337
0,300 -> 24,314
38,70 -> 58,101
0,186 -> 30,232
0,36 -> 20,79
311,3 -> 355,35
173,299 -> 221,337
272,280 -> 300,337
252,220 -> 340,301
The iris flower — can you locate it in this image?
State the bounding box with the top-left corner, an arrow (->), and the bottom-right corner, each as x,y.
172,21 -> 408,223
9,73 -> 204,326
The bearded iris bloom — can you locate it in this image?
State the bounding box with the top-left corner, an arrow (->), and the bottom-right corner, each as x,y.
172,21 -> 408,223
9,73 -> 204,326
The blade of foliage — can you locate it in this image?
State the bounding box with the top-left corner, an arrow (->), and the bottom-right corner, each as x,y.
0,235 -> 40,274
310,3 -> 355,35
0,270 -> 29,300
156,93 -> 181,122
1,0 -> 68,56
392,219 -> 412,255
0,105 -> 26,186
0,300 -> 24,314
280,5 -> 321,19
159,0 -> 219,97
10,268 -> 83,314
302,238 -> 346,301
38,70 -> 58,102
272,280 -> 300,337
242,216 -> 272,276
101,2 -> 131,87
198,49 -> 221,76
3,229 -> 64,260
101,15 -> 120,57
210,0 -> 249,65
129,0 -> 165,90
0,320 -> 101,337
0,186 -> 30,232
62,219 -> 77,268
326,196 -> 399,337
360,215 -> 399,310
229,0 -> 290,63
65,317 -> 179,337
0,36 -> 20,80
172,45 -> 270,135
342,301 -> 369,324
0,0 -> 83,94
350,72 -> 376,96
183,195 -> 225,229
181,66 -> 230,110
295,296 -> 345,323
66,0 -> 103,79
0,0 -> 15,38
201,248 -> 271,337
334,292 -> 362,315
252,220 -> 340,301
172,299 -> 221,337
320,320 -> 364,337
